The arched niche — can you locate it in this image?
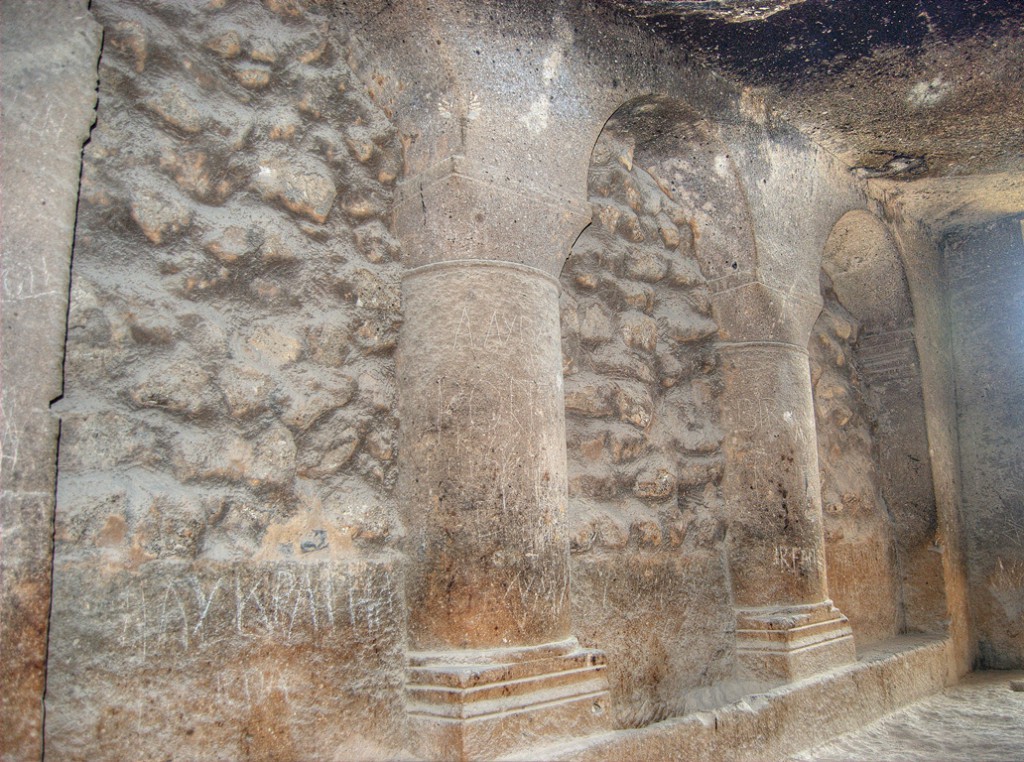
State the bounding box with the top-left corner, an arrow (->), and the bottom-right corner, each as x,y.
811,210 -> 948,645
559,94 -> 758,728
584,94 -> 759,284
821,209 -> 914,334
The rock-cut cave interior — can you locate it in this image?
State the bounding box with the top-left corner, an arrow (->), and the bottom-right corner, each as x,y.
2,0 -> 1024,760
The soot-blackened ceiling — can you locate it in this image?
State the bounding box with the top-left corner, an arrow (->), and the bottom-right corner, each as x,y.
610,0 -> 1024,182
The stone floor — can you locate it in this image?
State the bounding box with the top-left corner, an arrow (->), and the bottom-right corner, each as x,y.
792,670 -> 1024,761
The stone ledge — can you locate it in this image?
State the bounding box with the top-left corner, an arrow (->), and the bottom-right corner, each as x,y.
503,634 -> 953,762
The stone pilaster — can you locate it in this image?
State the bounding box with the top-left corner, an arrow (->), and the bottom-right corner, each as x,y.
713,281 -> 855,682
0,4 -> 101,758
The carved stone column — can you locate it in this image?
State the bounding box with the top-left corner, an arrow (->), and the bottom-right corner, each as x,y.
394,170 -> 609,759
351,2 -> 615,757
713,281 -> 855,683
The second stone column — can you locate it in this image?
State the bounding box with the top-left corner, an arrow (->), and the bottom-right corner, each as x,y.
714,281 -> 856,683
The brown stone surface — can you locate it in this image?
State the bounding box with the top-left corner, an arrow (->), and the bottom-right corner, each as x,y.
0,2 -> 102,759
407,639 -> 609,759
1,0 -> 1021,759
399,262 -> 572,651
794,669 -> 1024,761
44,1 -> 408,758
811,286 -> 904,647
621,0 -> 1024,180
883,218 -> 974,681
720,339 -> 832,608
815,210 -> 952,646
511,635 -> 953,762
45,559 -> 407,761
561,124 -> 737,725
370,6 -> 666,750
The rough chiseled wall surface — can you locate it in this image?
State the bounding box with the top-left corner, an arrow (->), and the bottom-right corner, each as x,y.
37,1 -> 993,757
947,218 -> 1024,669
562,128 -> 732,728
810,281 -> 903,649
47,1 -> 409,758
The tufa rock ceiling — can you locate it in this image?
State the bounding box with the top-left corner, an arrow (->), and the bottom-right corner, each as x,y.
611,0 -> 1024,229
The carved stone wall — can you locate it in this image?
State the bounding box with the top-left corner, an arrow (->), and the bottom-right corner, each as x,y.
9,1 -> 999,759
811,209 -> 950,651
0,3 -> 102,758
47,2 -> 409,758
562,127 -> 732,727
811,277 -> 903,648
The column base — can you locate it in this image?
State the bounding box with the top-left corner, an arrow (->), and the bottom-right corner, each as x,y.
406,638 -> 610,760
735,601 -> 855,682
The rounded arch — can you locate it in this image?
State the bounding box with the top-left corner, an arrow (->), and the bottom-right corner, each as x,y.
813,208 -> 949,640
821,209 -> 914,333
582,93 -> 758,283
560,92 -> 748,727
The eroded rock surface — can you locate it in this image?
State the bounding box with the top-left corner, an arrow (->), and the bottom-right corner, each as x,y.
0,0 -> 1019,760
47,2 -> 408,757
563,127 -> 732,728
811,278 -> 903,647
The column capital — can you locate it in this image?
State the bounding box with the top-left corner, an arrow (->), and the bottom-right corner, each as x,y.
392,155 -> 592,276
351,0 -> 615,186
710,279 -> 823,347
348,0 -> 625,275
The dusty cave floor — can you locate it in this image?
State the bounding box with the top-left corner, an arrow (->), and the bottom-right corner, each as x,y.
791,670 -> 1024,762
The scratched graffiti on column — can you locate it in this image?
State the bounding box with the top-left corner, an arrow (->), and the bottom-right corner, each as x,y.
451,308 -> 547,352
773,544 -> 820,575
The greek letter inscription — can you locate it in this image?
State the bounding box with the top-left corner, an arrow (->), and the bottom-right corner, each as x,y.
451,308 -> 543,351
116,563 -> 399,658
774,544 -> 819,575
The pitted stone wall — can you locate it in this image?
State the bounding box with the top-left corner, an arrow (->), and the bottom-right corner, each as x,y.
24,2 -> 997,758
563,127 -> 733,728
810,277 -> 903,649
47,2 -> 408,758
